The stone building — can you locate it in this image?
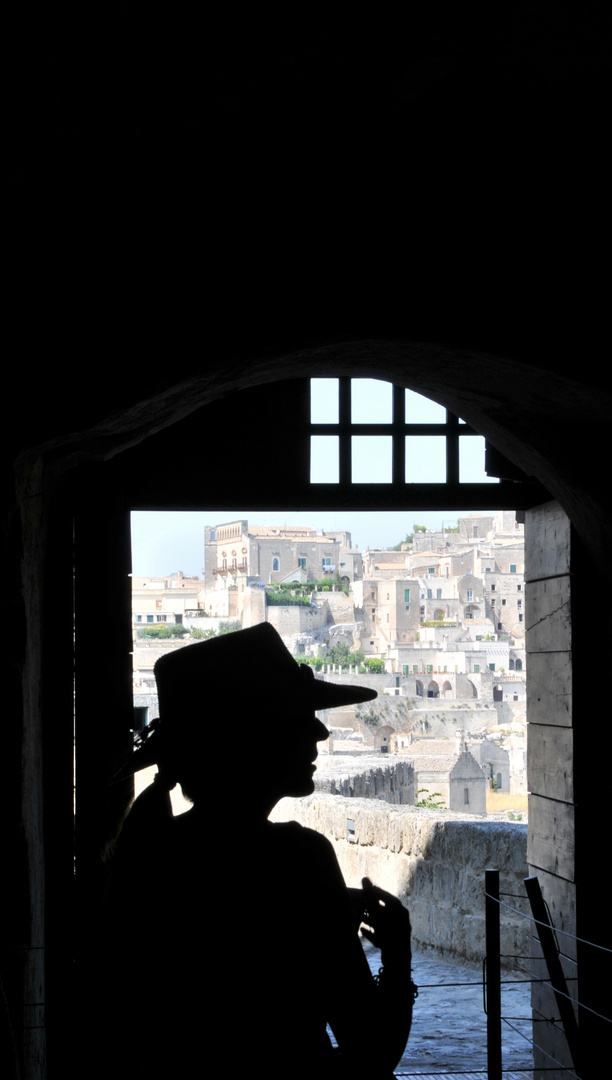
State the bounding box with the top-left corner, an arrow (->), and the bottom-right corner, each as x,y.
352,576 -> 421,656
467,737 -> 511,793
201,519 -> 362,620
131,571 -> 202,628
204,519 -> 349,588
360,513 -> 525,655
483,569 -> 525,637
407,743 -> 487,816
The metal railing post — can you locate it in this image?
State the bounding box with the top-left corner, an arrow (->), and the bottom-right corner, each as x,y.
485,868 -> 502,1080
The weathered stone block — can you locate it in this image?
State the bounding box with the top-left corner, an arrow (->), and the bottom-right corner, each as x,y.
527,794 -> 575,881
526,651 -> 572,727
526,576 -> 571,654
528,723 -> 574,801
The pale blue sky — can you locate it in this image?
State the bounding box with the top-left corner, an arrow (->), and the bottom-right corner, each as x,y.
310,379 -> 498,484
131,508 -> 492,578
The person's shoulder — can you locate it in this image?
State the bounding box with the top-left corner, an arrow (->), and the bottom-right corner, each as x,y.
271,820 -> 330,846
269,820 -> 338,864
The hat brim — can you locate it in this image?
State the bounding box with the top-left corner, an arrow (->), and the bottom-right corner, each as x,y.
299,663 -> 377,710
118,624 -> 378,777
119,671 -> 376,778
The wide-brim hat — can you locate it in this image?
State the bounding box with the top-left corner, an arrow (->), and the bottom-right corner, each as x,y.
124,622 -> 377,775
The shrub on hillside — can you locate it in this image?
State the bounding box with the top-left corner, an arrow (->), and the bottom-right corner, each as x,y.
136,624 -> 190,639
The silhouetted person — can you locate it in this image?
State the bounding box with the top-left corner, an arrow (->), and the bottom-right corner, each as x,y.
94,623 -> 415,1078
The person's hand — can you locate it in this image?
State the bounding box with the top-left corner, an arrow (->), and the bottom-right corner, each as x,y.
360,878 -> 412,967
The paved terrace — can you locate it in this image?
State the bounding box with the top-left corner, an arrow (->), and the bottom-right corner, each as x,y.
360,942 -> 533,1078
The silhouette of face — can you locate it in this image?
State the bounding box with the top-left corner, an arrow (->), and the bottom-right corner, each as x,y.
267,708 -> 330,798
176,705 -> 329,807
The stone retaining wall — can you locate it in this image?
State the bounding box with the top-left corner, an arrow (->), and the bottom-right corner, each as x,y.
315,760 -> 414,804
271,794 -> 529,966
266,602 -> 330,635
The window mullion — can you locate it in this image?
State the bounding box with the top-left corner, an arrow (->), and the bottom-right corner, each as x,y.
392,383 -> 405,485
338,376 -> 352,484
446,411 -> 460,484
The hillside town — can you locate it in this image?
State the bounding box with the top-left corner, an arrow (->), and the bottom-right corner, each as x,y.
132,511 -> 527,817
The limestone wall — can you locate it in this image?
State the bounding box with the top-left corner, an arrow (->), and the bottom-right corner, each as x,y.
315,760 -> 415,804
266,602 -> 329,635
271,794 -> 529,965
314,589 -> 355,624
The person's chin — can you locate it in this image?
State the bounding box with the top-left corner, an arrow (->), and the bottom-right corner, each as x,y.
287,774 -> 315,797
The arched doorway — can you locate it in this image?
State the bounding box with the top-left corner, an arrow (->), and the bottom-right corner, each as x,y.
73,370 -> 544,888
374,725 -> 395,752
15,351 -> 610,1080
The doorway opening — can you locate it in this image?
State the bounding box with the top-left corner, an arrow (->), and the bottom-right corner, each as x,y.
125,379 -> 532,816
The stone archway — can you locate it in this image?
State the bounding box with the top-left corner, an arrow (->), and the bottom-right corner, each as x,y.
464,604 -> 481,620
373,725 -> 395,751
11,347 -> 612,1080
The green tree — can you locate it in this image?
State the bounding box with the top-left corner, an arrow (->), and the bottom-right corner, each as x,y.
326,642 -> 364,666
308,656 -> 324,671
364,657 -> 384,674
189,626 -> 218,639
137,623 -> 190,639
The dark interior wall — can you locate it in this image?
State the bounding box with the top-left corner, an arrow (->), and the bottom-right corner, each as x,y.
16,346 -> 612,574
9,3 -> 610,437
9,6 -> 610,559
6,6 -> 611,1078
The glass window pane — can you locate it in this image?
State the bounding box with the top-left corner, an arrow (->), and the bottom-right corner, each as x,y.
351,379 -> 392,423
352,436 -> 392,483
405,436 -> 446,482
405,389 -> 446,423
310,436 -> 339,483
310,379 -> 339,423
459,436 -> 500,483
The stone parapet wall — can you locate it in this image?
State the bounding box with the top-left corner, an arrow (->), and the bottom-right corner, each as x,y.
271,794 -> 528,965
315,759 -> 414,804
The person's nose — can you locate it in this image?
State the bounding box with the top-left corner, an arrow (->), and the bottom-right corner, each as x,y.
314,716 -> 330,742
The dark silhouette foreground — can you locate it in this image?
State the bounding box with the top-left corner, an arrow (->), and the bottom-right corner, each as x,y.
94,624 -> 415,1078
